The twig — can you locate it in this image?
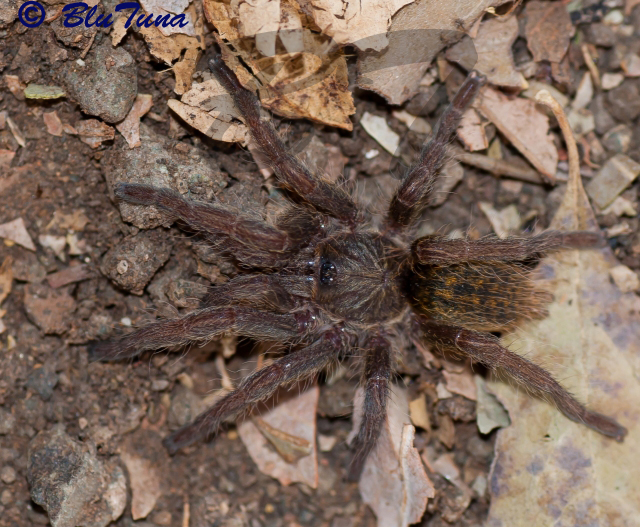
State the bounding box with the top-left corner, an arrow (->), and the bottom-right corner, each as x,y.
449,145 -> 566,184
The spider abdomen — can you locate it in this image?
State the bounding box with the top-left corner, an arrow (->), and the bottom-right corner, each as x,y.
408,262 -> 552,332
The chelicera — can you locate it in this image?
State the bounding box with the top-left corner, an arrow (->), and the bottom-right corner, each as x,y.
91,55 -> 626,480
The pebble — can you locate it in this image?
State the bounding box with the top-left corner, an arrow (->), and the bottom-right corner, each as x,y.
23,284 -> 76,335
0,465 -> 16,484
602,124 -> 633,153
609,265 -> 640,293
26,367 -> 59,401
586,153 -> 640,208
100,230 -> 173,295
103,124 -> 227,230
0,408 -> 16,435
61,40 -> 137,123
606,81 -> 640,122
27,426 -> 127,527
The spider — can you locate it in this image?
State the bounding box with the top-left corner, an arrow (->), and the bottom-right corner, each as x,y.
91,56 -> 626,479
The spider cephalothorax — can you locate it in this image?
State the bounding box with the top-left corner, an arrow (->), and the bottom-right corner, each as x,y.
91,55 -> 626,479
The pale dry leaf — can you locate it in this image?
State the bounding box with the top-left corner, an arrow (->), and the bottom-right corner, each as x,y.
442,369 -> 477,401
0,149 -> 15,172
173,47 -> 200,95
202,0 -> 355,129
168,78 -> 250,143
486,92 -> 640,527
524,1 -> 575,63
360,112 -> 400,155
253,417 -> 312,463
43,111 -> 63,137
352,385 -> 434,527
0,257 -> 12,305
478,87 -> 558,182
139,15 -> 203,66
448,15 -> 524,88
356,0 -> 512,105
7,116 -> 25,147
475,375 -> 510,434
139,0 -> 196,37
0,218 -> 36,251
238,385 -> 319,488
116,94 -> 154,149
409,395 -> 431,431
457,108 -> 488,152
111,16 -> 129,46
478,202 -> 522,239
75,119 -> 115,149
297,0 -> 414,51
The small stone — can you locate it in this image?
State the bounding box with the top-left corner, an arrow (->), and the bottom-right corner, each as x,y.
61,40 -> 137,123
609,265 -> 640,293
567,107 -> 595,138
601,72 -> 624,90
586,154 -> 640,208
23,284 -> 76,335
0,408 -> 16,435
360,112 -> 400,156
100,230 -> 173,295
318,434 -> 338,452
621,53 -> 640,77
590,94 -> 616,134
26,368 -> 59,401
583,22 -> 616,47
606,81 -> 640,122
151,511 -> 172,526
1,489 -> 12,506
602,124 -> 633,153
151,379 -> 170,392
0,466 -> 16,484
27,426 -> 127,527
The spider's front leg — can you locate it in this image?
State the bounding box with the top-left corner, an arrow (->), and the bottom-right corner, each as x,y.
210,57 -> 358,225
419,319 -> 627,441
114,183 -> 320,268
412,231 -> 604,265
89,307 -> 310,361
164,327 -> 348,453
386,71 -> 486,230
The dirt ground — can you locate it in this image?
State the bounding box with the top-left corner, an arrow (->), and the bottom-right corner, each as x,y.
1,3 -> 640,527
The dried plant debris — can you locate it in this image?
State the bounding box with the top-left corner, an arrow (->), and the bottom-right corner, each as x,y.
115,94 -> 154,149
524,1 -> 575,63
356,0 -> 511,105
351,385 -> 434,527
487,93 -> 640,526
0,217 -> 36,251
478,87 -> 558,182
202,0 -> 355,129
238,385 -> 319,488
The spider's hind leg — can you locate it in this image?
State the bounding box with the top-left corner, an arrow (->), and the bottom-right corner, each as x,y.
419,319 -> 627,442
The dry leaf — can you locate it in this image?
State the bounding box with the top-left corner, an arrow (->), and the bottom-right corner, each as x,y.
7,117 -> 25,147
356,0 -> 511,105
478,202 -> 522,239
202,0 -> 355,129
475,375 -> 510,434
360,112 -> 400,155
138,9 -> 203,66
0,257 -> 12,305
457,108 -> 488,151
0,218 -> 36,251
0,149 -> 15,172
524,1 -> 575,63
442,369 -> 477,401
487,92 -> 640,526
352,385 -> 434,527
478,87 -> 558,182
448,15 -> 524,88
252,417 -> 312,463
168,77 -> 250,144
238,385 -> 319,488
116,94 -> 153,149
139,0 -> 196,37
297,0 -> 414,51
43,111 -> 63,137
173,47 -> 200,95
75,119 -> 115,149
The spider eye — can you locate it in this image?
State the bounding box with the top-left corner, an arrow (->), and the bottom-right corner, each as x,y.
320,260 -> 337,285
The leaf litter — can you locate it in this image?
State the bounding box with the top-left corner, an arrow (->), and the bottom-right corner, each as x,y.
486,91 -> 640,526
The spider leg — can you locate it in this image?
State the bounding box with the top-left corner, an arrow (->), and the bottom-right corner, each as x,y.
201,274 -> 299,312
419,319 -> 627,441
412,231 -> 604,265
115,183 -> 313,267
348,336 -> 391,481
210,57 -> 358,225
163,328 -> 347,453
89,307 -> 310,361
386,71 -> 485,230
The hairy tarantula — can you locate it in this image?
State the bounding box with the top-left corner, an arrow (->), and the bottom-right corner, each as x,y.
92,56 -> 627,478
